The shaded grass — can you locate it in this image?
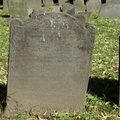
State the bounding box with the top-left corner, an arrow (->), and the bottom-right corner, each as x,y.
0,10 -> 120,119
88,77 -> 119,104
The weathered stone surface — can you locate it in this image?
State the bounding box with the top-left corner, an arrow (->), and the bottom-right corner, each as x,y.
8,0 -> 28,18
43,0 -> 55,6
3,0 -> 8,9
99,0 -> 120,18
26,0 -> 41,8
86,0 -> 101,12
5,12 -> 95,116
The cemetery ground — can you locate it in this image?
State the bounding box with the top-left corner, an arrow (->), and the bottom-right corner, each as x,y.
0,8 -> 120,119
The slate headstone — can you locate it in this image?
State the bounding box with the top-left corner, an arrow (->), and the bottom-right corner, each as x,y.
43,0 -> 55,6
8,0 -> 28,18
86,0 -> 101,12
5,12 -> 95,116
99,0 -> 120,18
26,0 -> 41,8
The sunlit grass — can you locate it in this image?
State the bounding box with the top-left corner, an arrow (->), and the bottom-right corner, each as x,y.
88,17 -> 119,80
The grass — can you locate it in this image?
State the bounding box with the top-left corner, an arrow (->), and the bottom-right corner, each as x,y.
0,10 -> 120,119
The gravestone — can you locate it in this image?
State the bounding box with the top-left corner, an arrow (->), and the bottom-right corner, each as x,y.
5,12 -> 95,116
8,0 -> 28,18
106,0 -> 113,3
86,0 -> 101,12
74,14 -> 86,26
73,0 -> 85,12
52,6 -> 61,12
3,0 -> 42,10
32,8 -> 48,15
65,7 -> 76,15
77,11 -> 92,21
99,0 -> 120,18
26,0 -> 41,8
3,0 -> 8,9
79,0 -> 84,5
43,0 -> 55,6
62,3 -> 76,15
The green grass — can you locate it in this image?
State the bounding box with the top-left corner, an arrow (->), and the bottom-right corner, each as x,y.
0,10 -> 9,85
0,10 -> 120,119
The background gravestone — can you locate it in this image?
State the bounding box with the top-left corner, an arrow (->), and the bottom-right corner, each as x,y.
74,13 -> 86,26
62,3 -> 75,15
52,6 -> 61,12
8,0 -> 28,18
59,0 -> 65,6
86,0 -> 101,12
77,11 -> 91,20
79,0 -> 84,5
3,0 -> 41,10
5,12 -> 95,116
99,0 -> 120,18
73,0 -> 85,12
43,0 -> 55,6
3,0 -> 8,9
26,0 -> 41,8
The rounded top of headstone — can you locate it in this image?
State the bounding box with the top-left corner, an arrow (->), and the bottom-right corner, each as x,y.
24,12 -> 85,30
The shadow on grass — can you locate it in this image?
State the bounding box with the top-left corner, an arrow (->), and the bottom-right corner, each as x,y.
0,84 -> 7,111
88,77 -> 119,105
